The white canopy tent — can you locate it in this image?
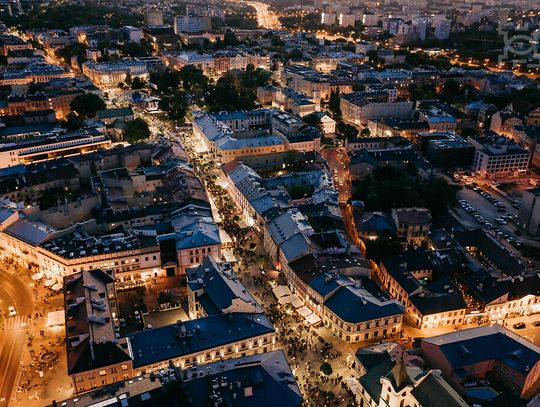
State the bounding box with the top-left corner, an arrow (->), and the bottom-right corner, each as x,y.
306,313 -> 321,325
44,279 -> 56,287
278,295 -> 291,305
46,310 -> 65,327
296,306 -> 312,318
273,285 -> 292,299
289,294 -> 303,309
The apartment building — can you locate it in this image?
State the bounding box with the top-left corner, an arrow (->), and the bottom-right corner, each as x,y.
173,15 -> 211,34
391,207 -> 431,245
378,251 -> 467,329
0,160 -> 80,203
0,60 -> 72,86
0,128 -> 111,168
468,134 -> 530,179
164,52 -> 214,77
64,269 -> 133,393
39,229 -> 163,285
127,313 -> 276,375
322,281 -> 404,343
82,60 -> 148,88
518,187 -> 540,235
340,92 -> 414,126
0,34 -> 33,55
186,256 -> 262,319
281,65 -> 352,100
351,342 -> 468,407
422,325 -> 540,400
193,110 -> 288,162
0,88 -> 85,120
55,351 -> 302,407
463,271 -> 540,322
368,118 -> 430,139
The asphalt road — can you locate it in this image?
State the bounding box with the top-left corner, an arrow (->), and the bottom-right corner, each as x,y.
321,147 -> 351,204
0,268 -> 34,406
322,147 -> 366,252
247,1 -> 281,29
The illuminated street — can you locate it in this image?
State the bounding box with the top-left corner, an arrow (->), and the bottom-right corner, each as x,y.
247,1 -> 282,30
0,267 -> 33,406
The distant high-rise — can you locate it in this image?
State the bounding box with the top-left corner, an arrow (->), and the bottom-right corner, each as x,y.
173,15 -> 212,34
338,14 -> 356,28
412,17 -> 428,41
321,12 -> 336,26
144,9 -> 164,27
434,19 -> 451,40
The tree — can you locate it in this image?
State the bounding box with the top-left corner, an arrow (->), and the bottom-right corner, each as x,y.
439,79 -> 463,103
4,5 -> 142,31
337,121 -> 358,140
352,82 -> 365,92
179,65 -> 208,92
124,118 -> 150,143
283,150 -> 300,166
58,111 -> 84,130
131,77 -> 144,90
460,128 -> 479,138
360,128 -> 370,137
366,49 -> 379,64
55,43 -> 87,62
302,112 -> 323,133
410,83 -> 436,102
158,92 -> 188,122
365,233 -> 403,262
328,89 -> 342,118
149,69 -> 181,94
240,64 -> 273,89
70,93 -> 106,117
320,362 -> 333,376
206,76 -> 256,112
223,30 -> 240,47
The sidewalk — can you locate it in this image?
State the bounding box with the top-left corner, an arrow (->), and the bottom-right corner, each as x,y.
12,272 -> 74,407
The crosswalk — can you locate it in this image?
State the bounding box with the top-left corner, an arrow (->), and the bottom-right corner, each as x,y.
2,315 -> 27,331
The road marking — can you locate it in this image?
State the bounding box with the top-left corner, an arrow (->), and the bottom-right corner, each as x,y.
2,315 -> 27,331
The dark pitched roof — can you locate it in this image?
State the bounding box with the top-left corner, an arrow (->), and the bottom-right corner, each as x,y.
128,313 -> 274,368
182,350 -> 303,407
324,284 -> 403,324
411,372 -> 467,407
423,325 -> 540,376
388,357 -> 412,391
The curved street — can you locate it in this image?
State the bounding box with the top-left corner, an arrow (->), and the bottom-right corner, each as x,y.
247,1 -> 282,30
0,267 -> 34,406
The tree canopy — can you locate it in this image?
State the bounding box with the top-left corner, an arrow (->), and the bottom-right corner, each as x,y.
352,165 -> 457,218
158,92 -> 189,122
206,76 -> 257,112
70,93 -> 106,117
5,5 -> 142,30
124,118 -> 150,143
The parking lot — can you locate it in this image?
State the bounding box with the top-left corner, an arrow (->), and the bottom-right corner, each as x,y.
455,187 -> 519,242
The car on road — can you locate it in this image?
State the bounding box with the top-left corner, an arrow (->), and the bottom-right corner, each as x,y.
513,322 -> 526,329
533,321 -> 540,327
8,305 -> 16,316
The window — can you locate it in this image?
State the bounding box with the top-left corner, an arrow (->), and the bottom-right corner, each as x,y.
99,370 -> 106,376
